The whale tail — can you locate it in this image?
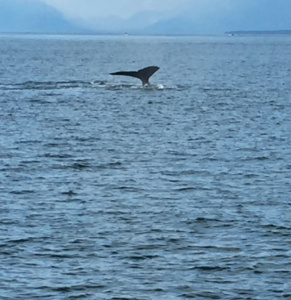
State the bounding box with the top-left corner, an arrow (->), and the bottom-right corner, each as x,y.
110,66 -> 159,85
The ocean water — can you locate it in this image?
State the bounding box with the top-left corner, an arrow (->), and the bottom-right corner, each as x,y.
0,34 -> 291,300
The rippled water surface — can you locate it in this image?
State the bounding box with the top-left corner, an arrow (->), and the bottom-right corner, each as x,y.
1,34 -> 291,299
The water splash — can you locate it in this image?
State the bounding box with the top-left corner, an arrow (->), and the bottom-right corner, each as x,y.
0,80 -> 189,91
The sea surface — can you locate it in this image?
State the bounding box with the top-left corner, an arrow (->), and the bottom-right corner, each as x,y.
0,34 -> 291,300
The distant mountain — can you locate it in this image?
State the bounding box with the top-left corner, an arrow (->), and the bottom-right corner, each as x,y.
82,11 -> 163,35
1,0 -> 291,35
142,17 -> 202,35
143,0 -> 291,35
0,0 -> 89,34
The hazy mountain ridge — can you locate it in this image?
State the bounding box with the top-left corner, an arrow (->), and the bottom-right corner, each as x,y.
1,0 -> 291,35
0,0 -> 89,33
143,0 -> 291,35
82,11 -> 163,34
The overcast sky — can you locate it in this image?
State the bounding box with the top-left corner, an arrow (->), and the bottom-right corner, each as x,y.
2,0 -> 290,34
41,0 -> 191,19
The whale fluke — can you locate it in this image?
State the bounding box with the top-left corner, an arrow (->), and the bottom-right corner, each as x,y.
110,66 -> 159,85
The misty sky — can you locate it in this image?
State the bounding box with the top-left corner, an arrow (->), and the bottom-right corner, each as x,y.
2,0 -> 291,34
41,0 -> 191,19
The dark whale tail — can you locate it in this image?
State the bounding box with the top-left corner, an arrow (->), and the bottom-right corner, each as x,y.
110,66 -> 159,85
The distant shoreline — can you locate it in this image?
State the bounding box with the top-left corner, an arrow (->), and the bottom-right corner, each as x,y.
226,30 -> 291,35
1,30 -> 291,37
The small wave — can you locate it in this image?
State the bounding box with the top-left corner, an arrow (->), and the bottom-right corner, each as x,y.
145,83 -> 190,91
0,80 -> 103,91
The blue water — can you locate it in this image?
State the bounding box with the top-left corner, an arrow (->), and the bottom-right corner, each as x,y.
0,34 -> 291,299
